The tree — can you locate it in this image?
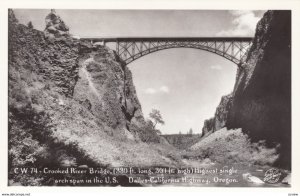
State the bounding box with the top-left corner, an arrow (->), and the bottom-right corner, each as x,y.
27,21 -> 33,29
145,119 -> 161,135
149,109 -> 165,129
189,128 -> 193,135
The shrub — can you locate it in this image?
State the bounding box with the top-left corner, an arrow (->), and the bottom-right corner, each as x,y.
190,128 -> 279,166
27,21 -> 33,29
138,120 -> 162,143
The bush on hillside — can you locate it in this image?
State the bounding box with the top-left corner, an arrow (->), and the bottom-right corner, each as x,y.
190,128 -> 279,166
138,120 -> 162,143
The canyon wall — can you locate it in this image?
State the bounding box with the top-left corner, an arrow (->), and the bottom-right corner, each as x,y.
8,10 -> 79,97
200,11 -> 291,169
201,94 -> 233,136
8,10 -> 177,185
227,10 -> 291,169
73,41 -> 146,138
9,9 -> 146,141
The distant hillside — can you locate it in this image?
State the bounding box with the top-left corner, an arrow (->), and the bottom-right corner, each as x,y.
161,134 -> 202,149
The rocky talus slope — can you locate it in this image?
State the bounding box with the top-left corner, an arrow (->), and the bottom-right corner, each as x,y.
8,10 -> 180,185
200,11 -> 291,169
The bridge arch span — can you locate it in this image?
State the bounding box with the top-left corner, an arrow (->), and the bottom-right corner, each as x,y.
121,44 -> 246,67
81,37 -> 253,67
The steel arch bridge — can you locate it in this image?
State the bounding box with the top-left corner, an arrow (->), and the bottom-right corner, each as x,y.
81,37 -> 253,67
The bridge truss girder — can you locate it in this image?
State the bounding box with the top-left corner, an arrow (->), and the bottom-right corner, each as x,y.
82,37 -> 253,66
116,39 -> 252,66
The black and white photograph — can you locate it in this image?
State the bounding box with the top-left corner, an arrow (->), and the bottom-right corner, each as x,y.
1,0 -> 300,195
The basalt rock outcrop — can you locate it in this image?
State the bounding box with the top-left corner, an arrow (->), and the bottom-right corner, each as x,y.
74,41 -> 146,138
227,10 -> 291,169
44,9 -> 70,40
9,11 -> 79,98
200,11 -> 291,169
201,94 -> 233,136
8,10 -> 173,185
9,9 -> 145,138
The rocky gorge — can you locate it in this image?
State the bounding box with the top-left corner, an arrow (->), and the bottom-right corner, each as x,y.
8,9 -> 291,186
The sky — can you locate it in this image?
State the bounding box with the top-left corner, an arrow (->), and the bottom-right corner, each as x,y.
14,9 -> 266,134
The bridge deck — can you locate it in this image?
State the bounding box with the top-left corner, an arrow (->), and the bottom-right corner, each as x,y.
80,37 -> 253,42
80,37 -> 253,66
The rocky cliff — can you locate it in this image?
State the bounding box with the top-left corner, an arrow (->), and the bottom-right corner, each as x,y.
8,10 -> 179,185
201,94 -> 233,136
9,9 -> 145,141
74,41 -> 146,138
227,11 -> 291,169
8,10 -> 79,97
200,11 -> 291,169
